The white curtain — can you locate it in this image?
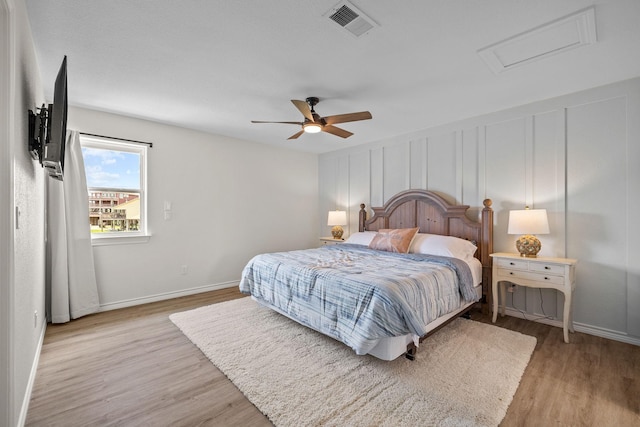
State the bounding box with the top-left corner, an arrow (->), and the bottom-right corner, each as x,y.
46,130 -> 99,323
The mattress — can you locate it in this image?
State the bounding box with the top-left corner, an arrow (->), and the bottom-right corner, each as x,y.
240,245 -> 481,359
366,282 -> 482,360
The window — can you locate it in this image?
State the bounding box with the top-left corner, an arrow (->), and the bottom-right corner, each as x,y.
80,135 -> 148,244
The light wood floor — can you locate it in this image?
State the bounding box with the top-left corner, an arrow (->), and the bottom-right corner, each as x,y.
26,288 -> 639,426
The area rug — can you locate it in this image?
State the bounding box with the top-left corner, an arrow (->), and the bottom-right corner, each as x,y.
170,297 -> 536,427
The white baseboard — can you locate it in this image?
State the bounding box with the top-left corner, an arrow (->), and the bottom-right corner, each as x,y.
98,281 -> 239,312
18,318 -> 47,427
502,307 -> 640,347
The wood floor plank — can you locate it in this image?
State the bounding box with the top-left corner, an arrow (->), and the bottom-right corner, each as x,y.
26,288 -> 640,426
26,288 -> 271,427
480,313 -> 640,426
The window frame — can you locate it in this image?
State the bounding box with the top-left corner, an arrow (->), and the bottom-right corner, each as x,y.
80,134 -> 150,246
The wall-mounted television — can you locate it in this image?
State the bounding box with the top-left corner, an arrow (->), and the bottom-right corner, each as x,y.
28,56 -> 67,181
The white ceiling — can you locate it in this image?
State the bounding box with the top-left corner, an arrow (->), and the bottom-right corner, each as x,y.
25,0 -> 640,154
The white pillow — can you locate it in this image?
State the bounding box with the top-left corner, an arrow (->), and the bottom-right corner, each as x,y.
344,231 -> 377,246
409,233 -> 477,260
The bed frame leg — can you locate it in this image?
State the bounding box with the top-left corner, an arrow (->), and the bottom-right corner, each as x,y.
462,310 -> 471,319
405,342 -> 417,361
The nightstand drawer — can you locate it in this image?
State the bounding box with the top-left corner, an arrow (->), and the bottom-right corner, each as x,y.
319,237 -> 345,246
528,262 -> 564,275
497,268 -> 565,285
496,258 -> 529,270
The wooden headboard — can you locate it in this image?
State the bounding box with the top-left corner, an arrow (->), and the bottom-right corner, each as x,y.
358,190 -> 494,305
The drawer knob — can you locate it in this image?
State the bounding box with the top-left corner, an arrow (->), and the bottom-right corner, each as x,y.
544,266 -> 551,270
544,277 -> 550,280
509,262 -> 515,265
509,272 -> 514,275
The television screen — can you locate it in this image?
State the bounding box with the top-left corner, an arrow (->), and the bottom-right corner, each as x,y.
42,56 -> 67,180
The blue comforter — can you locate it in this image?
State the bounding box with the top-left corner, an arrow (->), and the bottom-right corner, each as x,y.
239,244 -> 477,355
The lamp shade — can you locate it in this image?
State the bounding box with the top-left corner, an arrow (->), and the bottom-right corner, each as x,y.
327,210 -> 347,226
507,209 -> 550,235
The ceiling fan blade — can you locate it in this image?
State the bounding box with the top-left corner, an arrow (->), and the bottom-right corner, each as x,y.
323,111 -> 372,125
287,130 -> 305,140
291,100 -> 315,122
251,120 -> 303,125
322,125 -> 353,139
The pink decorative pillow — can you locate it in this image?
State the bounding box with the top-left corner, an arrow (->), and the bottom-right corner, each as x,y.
368,228 -> 419,254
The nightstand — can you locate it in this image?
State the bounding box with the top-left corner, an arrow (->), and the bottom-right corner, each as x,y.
319,237 -> 345,246
490,252 -> 578,343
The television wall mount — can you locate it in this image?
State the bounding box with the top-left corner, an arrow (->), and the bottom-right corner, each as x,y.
28,104 -> 49,164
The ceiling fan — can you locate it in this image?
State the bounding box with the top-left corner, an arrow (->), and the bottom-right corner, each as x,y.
251,97 -> 372,140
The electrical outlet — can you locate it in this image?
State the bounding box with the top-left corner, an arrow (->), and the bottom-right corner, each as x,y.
180,265 -> 188,275
34,310 -> 38,327
507,284 -> 516,293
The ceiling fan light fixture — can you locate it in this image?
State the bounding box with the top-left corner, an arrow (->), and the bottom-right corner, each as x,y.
303,122 -> 322,134
251,97 -> 371,140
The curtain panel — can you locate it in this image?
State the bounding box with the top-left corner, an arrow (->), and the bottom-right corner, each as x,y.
46,130 -> 99,323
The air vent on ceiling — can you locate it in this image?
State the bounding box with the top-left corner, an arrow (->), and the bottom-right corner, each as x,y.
325,1 -> 378,38
478,7 -> 597,74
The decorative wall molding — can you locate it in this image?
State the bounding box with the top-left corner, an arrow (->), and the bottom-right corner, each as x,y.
319,77 -> 640,345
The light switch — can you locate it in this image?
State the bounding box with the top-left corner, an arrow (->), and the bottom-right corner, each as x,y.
163,201 -> 172,220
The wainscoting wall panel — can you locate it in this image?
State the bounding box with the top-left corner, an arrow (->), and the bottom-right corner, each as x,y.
485,117 -> 528,253
409,137 -> 427,190
462,127 -> 483,219
318,77 -> 640,345
348,150 -> 370,234
383,143 -> 410,204
427,132 -> 457,203
566,96 -> 628,334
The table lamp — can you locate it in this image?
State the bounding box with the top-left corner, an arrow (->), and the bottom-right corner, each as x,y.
327,210 -> 347,239
507,207 -> 550,257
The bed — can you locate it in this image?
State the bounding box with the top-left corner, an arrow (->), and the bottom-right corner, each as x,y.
239,190 -> 494,360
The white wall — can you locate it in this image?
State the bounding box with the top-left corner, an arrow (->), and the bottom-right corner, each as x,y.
319,77 -> 640,345
2,0 -> 48,425
67,107 -> 319,309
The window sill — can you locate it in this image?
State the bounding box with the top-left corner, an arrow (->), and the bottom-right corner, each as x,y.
91,234 -> 152,246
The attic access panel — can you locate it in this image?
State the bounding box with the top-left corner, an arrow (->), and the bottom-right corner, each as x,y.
478,7 -> 597,74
